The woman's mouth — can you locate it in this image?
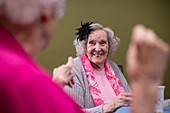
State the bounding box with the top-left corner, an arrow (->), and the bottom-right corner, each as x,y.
92,50 -> 104,57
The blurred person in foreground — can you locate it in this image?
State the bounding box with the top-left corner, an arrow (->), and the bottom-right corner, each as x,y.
0,0 -> 83,113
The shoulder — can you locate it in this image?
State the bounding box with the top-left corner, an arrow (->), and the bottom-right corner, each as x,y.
0,49 -> 49,88
107,59 -> 118,68
71,57 -> 88,85
73,56 -> 82,64
107,59 -> 124,75
72,57 -> 84,70
72,56 -> 84,74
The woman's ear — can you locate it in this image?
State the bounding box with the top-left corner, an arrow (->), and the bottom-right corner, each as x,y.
40,9 -> 51,23
40,14 -> 49,23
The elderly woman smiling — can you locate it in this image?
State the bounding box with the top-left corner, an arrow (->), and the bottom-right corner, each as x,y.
64,22 -> 133,113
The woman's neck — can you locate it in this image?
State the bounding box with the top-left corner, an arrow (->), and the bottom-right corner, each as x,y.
0,20 -> 38,59
91,62 -> 104,71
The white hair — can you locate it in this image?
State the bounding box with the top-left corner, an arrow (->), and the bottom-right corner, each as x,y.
0,0 -> 65,25
74,23 -> 120,56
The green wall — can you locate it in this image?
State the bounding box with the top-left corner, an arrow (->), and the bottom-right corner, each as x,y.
38,0 -> 170,98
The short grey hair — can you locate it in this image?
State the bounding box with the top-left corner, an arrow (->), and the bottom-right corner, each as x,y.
74,23 -> 120,56
0,0 -> 65,25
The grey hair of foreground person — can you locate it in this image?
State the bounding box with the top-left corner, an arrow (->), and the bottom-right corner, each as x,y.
0,0 -> 65,25
74,23 -> 120,56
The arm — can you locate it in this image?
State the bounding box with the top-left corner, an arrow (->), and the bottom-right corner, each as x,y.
0,64 -> 84,113
126,25 -> 169,113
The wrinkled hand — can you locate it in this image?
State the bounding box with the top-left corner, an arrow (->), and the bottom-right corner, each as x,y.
52,57 -> 74,87
126,25 -> 169,85
103,92 -> 133,113
113,92 -> 133,107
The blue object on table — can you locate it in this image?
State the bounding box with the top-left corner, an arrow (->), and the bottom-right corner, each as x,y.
115,107 -> 130,113
115,106 -> 170,113
164,106 -> 170,113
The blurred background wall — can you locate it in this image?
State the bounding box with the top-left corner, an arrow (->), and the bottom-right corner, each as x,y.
38,0 -> 170,98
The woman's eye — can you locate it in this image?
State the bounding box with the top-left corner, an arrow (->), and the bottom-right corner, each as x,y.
100,41 -> 106,45
89,41 -> 95,45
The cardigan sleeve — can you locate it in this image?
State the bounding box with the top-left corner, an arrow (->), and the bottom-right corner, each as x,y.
84,105 -> 103,113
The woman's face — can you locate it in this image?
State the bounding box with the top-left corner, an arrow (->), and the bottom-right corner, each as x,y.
28,15 -> 58,59
86,29 -> 109,69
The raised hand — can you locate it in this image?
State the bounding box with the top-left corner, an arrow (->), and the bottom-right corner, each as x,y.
126,25 -> 169,113
53,56 -> 75,87
126,24 -> 169,85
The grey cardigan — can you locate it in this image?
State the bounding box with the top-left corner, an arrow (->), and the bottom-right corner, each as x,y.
64,57 -> 130,113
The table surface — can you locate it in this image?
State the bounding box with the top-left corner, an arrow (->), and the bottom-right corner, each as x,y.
164,106 -> 170,113
115,106 -> 170,113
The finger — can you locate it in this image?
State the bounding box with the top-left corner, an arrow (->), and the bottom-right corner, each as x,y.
68,81 -> 74,88
52,68 -> 59,81
71,78 -> 74,85
53,68 -> 57,76
123,103 -> 130,106
132,24 -> 146,42
66,73 -> 75,87
65,56 -> 73,69
68,72 -> 74,79
67,75 -> 74,87
53,67 -> 58,74
68,81 -> 72,87
123,92 -> 133,97
116,100 -> 128,107
119,92 -> 131,97
117,99 -> 130,107
121,96 -> 133,103
119,93 -> 133,102
53,65 -> 65,75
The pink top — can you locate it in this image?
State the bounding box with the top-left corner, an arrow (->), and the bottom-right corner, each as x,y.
94,69 -> 116,104
0,26 -> 84,113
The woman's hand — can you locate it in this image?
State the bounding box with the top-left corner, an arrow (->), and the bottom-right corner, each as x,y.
102,92 -> 133,113
126,25 -> 169,85
52,57 -> 75,87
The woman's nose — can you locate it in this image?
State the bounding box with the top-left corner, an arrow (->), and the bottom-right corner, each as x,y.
95,44 -> 101,51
